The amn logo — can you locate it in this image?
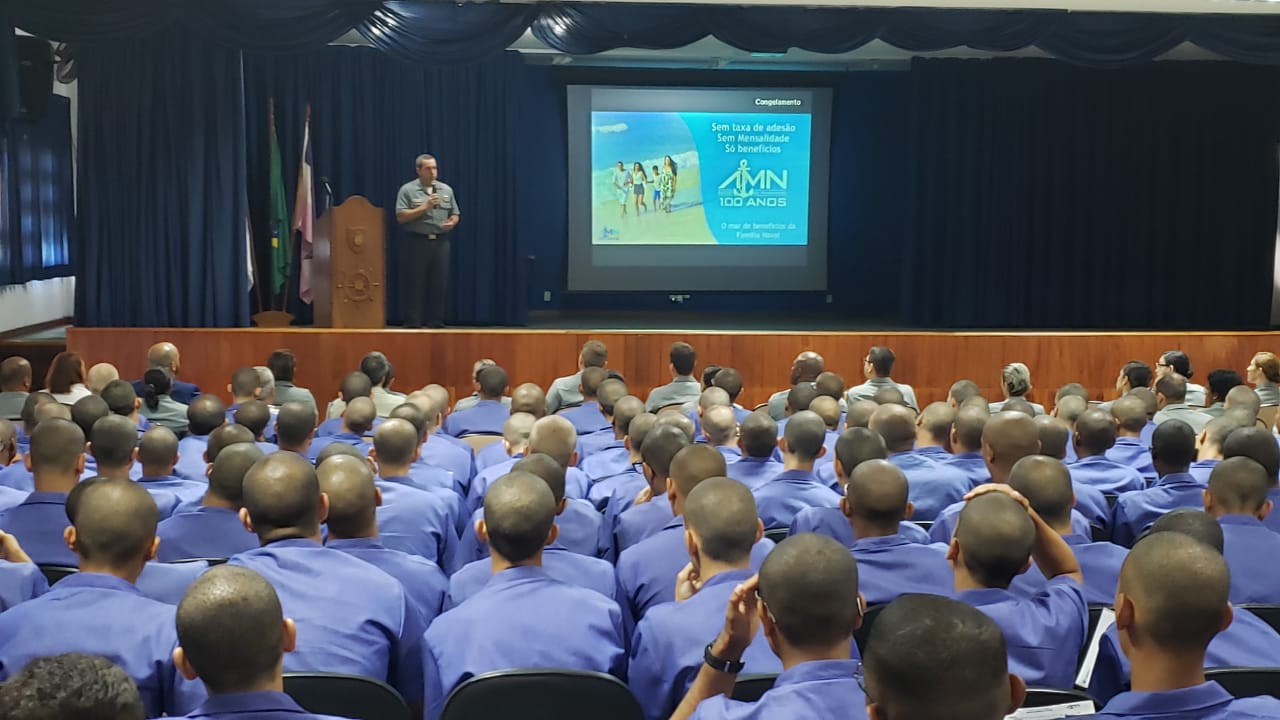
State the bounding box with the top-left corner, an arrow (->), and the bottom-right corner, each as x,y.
718,160 -> 788,207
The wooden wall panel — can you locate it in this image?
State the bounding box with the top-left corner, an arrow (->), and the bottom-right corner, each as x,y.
65,328 -> 1280,412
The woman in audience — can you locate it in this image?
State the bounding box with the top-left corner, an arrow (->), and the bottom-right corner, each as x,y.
45,351 -> 91,406
1247,351 -> 1280,431
989,362 -> 1044,415
139,368 -> 190,435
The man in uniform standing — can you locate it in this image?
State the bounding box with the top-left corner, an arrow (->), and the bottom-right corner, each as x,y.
396,154 -> 461,328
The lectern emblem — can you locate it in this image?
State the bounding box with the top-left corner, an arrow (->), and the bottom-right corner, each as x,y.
336,270 -> 381,303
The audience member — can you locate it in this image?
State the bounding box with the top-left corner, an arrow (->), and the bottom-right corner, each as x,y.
139,368 -> 189,434
1202,456 -> 1280,603
0,478 -> 204,715
45,351 -> 92,406
1112,420 -> 1202,547
410,387 -> 475,486
1033,415 -> 1070,461
1190,414 -> 1244,485
319,371 -> 374,430
942,405 -> 991,487
266,349 -> 317,412
274,401 -> 317,458
421,472 -> 625,720
589,410 -> 655,512
358,351 -> 404,417
1070,408 -> 1145,494
227,366 -> 263,419
727,412 -> 783,491
670,534 -> 865,720
1222,425 -> 1280,533
0,419 -> 85,564
443,365 -> 509,436
133,342 -> 201,404
767,351 -> 824,420
559,366 -> 612,435
157,443 -> 264,561
703,405 -> 741,463
847,345 -> 917,410
452,359 -> 505,413
0,357 -> 31,422
1202,368 -> 1243,417
613,425 -> 691,553
1247,351 -> 1280,431
100,378 -> 145,432
1107,394 -> 1157,483
233,400 -> 274,446
950,485 -> 1086,688
947,379 -> 982,407
1156,350 -> 1206,407
546,340 -> 609,414
0,528 -> 47,611
366,420 -> 459,564
646,342 -> 701,412
577,377 -> 630,460
308,396 -> 375,462
228,453 -> 424,706
1223,383 -> 1262,426
989,363 -> 1044,416
912,402 -> 953,460
710,367 -> 751,423
1130,386 -> 1160,446
138,427 -> 206,506
1153,374 -> 1210,433
0,652 -> 146,720
252,366 -> 276,407
872,385 -> 906,407
753,411 -> 841,528
174,395 -> 227,480
870,403 -> 968,521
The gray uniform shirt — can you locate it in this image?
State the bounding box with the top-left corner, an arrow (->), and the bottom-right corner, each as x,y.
845,377 -> 919,411
1153,404 -> 1211,434
546,372 -> 584,414
274,382 -> 318,414
646,377 -> 701,412
0,392 -> 27,421
396,179 -> 459,236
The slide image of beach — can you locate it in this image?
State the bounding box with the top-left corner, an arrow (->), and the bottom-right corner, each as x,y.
591,112 -> 715,246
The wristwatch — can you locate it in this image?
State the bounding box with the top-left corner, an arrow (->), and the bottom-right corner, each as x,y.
704,643 -> 745,674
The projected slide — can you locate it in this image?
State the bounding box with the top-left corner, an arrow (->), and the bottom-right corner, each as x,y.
567,86 -> 831,293
591,111 -> 810,247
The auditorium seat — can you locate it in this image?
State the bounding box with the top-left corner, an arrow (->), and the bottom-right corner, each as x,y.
1077,605 -> 1110,673
732,673 -> 778,702
853,604 -> 888,655
764,527 -> 789,544
1021,687 -> 1099,715
440,669 -> 642,720
1241,604 -> 1280,636
1205,668 -> 1280,701
37,565 -> 77,585
169,558 -> 229,566
283,672 -> 411,720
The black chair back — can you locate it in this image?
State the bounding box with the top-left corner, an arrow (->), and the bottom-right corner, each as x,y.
1076,605 -> 1109,672
764,528 -> 789,544
168,558 -> 228,566
853,603 -> 887,655
283,672 -> 411,720
1206,667 -> 1280,700
1242,605 -> 1280,636
440,669 -> 642,720
1090,525 -> 1109,542
913,520 -> 934,533
731,673 -> 778,702
37,565 -> 77,585
1022,687 -> 1099,714
1104,494 -> 1119,509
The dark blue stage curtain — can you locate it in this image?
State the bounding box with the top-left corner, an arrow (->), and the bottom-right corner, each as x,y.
75,30 -> 249,327
0,95 -> 74,285
357,1 -> 538,63
901,59 -> 1280,329
242,47 -> 526,326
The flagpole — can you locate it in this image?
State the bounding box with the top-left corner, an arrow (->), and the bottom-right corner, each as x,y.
249,216 -> 265,313
270,97 -> 284,313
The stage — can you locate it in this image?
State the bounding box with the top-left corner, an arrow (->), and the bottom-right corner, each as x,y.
65,327 -> 1280,411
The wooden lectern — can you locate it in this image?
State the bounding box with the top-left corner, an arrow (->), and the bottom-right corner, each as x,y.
313,196 -> 386,328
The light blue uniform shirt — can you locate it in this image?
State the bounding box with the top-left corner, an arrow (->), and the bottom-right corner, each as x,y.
788,507 -> 932,547
442,399 -> 507,437
0,491 -> 75,565
421,434 -> 475,495
727,457 -> 784,491
1266,488 -> 1280,534
156,505 -> 258,561
315,416 -> 385,438
0,463 -> 35,493
886,451 -> 971,521
851,534 -> 953,604
0,560 -> 45,611
1111,472 -> 1206,547
0,485 -> 25,514
449,498 -> 607,573
1106,437 -> 1158,484
582,446 -> 632,484
1219,515 -> 1280,604
1089,681 -> 1280,720
689,659 -> 868,720
616,515 -> 774,633
473,439 -> 509,473
1089,609 -> 1280,703
561,401 -> 611,435
645,376 -> 701,413
1189,459 -> 1219,486
175,434 -> 212,481
376,477 -> 458,566
306,433 -> 370,463
1010,532 -> 1128,606
446,545 -> 616,609
229,538 -> 424,702
136,561 -> 209,605
327,537 -> 448,628
175,689 -> 350,720
139,474 -> 207,508
752,469 -> 842,529
588,467 -> 645,511
629,568 -> 783,720
0,572 -> 205,716
958,576 -> 1088,689
1069,455 -> 1146,495
464,460 -> 588,519
578,427 -> 623,462
422,565 -> 626,720
614,494 -> 676,554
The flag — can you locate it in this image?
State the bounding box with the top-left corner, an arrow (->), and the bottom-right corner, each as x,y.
268,101 -> 290,296
294,106 -> 315,304
244,197 -> 254,289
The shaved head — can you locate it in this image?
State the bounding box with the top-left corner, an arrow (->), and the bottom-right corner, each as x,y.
872,386 -> 905,407
100,381 -> 137,418
669,444 -> 728,498
786,384 -> 819,415
512,453 -> 567,504
869,403 -> 917,453
865,595 -> 1012,720
206,423 -> 254,464
702,405 -> 738,446
1120,532 -> 1229,653
919,402 -> 955,443
1225,384 -> 1262,419
809,396 -> 840,430
70,395 -> 110,438
814,371 -> 844,401
339,372 -> 372,402
1053,395 -> 1087,425
758,534 -> 861,650
1074,408 -> 1117,456
845,400 -> 879,430
89,415 -> 138,469
1112,395 -> 1148,433
739,412 -> 778,458
834,427 -> 887,479
1000,397 -> 1036,417
502,412 -> 535,450
1007,455 -> 1074,527
137,427 -> 179,468
275,402 -> 318,448
641,424 -> 691,482
685,477 -> 759,564
948,379 -> 982,406
1223,426 -> 1280,484
147,342 -> 179,369
177,565 -> 287,694
955,493 -> 1035,588
233,400 -> 271,440
846,459 -> 909,527
529,415 -> 577,467
597,379 -> 628,416
713,368 -> 743,402
86,362 -> 119,394
29,417 -> 85,475
1208,456 -> 1270,515
343,397 -> 376,436
698,387 -> 730,411
242,453 -> 323,539
580,367 -> 606,399
612,396 -> 646,436
511,383 -> 546,418
188,395 -> 227,437
1129,387 -> 1158,418
1032,416 -> 1070,460
208,442 -> 264,506
484,472 -> 556,563
35,401 -> 70,425
981,412 -> 1041,481
68,477 -> 158,568
791,351 -> 825,383
656,412 -> 696,442
783,411 -> 826,461
317,454 -> 378,538
372,418 -> 419,466
314,441 -> 365,466
0,356 -> 31,392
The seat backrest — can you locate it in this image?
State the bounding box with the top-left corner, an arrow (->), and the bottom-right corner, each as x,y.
283,672 -> 411,720
853,603 -> 887,655
913,520 -> 934,533
38,565 -> 78,585
441,669 -> 642,720
1206,668 -> 1280,700
1076,605 -> 1108,671
655,404 -> 686,416
1242,605 -> 1280,636
763,528 -> 789,544
1090,525 -> 1108,542
1104,494 -> 1119,509
462,435 -> 503,452
731,673 -> 778,703
168,558 -> 229,566
1020,687 -> 1099,715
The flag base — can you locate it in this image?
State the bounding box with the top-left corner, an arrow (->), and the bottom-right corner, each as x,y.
251,310 -> 295,328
